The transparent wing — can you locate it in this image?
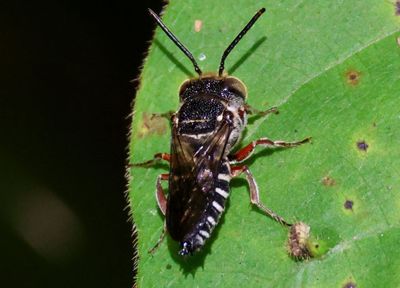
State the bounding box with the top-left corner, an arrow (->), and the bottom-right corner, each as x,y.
166,116 -> 232,240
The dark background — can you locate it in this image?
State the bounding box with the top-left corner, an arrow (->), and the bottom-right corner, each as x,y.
1,1 -> 162,287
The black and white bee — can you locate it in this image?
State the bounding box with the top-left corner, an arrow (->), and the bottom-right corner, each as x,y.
134,8 -> 310,256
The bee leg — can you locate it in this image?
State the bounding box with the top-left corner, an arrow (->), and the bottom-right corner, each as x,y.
149,173 -> 169,254
231,165 -> 291,226
149,223 -> 167,254
156,173 -> 169,215
245,105 -> 278,116
130,153 -> 170,167
229,137 -> 311,164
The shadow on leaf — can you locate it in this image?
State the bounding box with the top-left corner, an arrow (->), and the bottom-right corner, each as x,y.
228,36 -> 267,75
166,196 -> 231,277
154,40 -> 195,77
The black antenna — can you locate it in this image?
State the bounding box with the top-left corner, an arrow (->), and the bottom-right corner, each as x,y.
218,8 -> 266,76
149,9 -> 202,76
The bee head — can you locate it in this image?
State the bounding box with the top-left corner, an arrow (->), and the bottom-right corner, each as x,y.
179,75 -> 247,103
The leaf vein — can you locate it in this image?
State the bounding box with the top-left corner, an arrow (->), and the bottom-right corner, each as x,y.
245,28 -> 400,140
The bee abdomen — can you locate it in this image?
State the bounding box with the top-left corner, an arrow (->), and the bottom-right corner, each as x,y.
180,162 -> 232,255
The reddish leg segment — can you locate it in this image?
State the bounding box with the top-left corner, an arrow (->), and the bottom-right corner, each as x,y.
231,165 -> 291,226
156,173 -> 169,215
230,137 -> 311,164
149,173 -> 169,254
131,154 -> 170,254
131,153 -> 170,167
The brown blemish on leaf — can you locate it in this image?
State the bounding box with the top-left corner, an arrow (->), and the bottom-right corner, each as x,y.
194,20 -> 203,32
397,37 -> 400,47
346,70 -> 361,86
138,112 -> 168,138
356,140 -> 369,151
344,200 -> 354,210
322,176 -> 336,186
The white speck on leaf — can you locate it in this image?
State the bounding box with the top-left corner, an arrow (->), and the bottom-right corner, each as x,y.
149,209 -> 157,216
199,53 -> 206,61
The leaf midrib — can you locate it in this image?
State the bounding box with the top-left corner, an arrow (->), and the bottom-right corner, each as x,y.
245,28 -> 400,141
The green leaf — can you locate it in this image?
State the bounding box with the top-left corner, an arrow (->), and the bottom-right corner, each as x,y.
128,1 -> 400,287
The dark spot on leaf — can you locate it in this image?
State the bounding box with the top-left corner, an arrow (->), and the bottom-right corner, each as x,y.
322,176 -> 336,186
288,222 -> 312,260
356,140 -> 368,151
344,200 -> 354,210
343,281 -> 357,288
138,112 -> 168,138
346,70 -> 361,85
166,264 -> 172,269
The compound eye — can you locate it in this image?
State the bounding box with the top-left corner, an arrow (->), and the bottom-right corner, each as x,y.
179,79 -> 192,98
223,76 -> 248,99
